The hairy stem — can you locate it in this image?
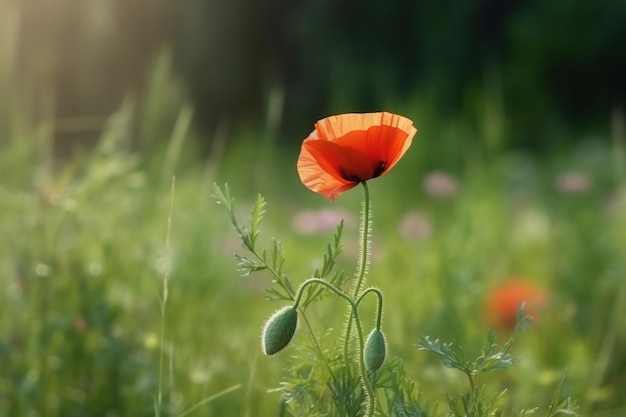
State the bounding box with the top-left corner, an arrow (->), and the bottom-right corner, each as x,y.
293,278 -> 352,308
343,182 -> 372,360
353,181 -> 371,297
356,287 -> 384,330
293,278 -> 378,416
352,301 -> 377,416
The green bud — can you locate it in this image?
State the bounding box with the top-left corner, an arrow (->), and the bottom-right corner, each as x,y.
262,306 -> 298,355
364,328 -> 386,372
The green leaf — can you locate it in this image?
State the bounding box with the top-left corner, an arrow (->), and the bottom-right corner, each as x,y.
250,193 -> 266,247
417,335 -> 469,374
474,331 -> 518,373
234,254 -> 267,275
545,375 -> 579,417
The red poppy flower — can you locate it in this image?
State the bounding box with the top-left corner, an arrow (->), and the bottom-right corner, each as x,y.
485,279 -> 549,331
297,112 -> 417,200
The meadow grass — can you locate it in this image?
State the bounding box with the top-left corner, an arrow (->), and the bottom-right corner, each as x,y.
1,22 -> 626,417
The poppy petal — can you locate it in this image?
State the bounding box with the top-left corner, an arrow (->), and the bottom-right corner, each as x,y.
314,112 -> 414,142
315,112 -> 416,179
297,142 -> 359,200
303,139 -> 376,182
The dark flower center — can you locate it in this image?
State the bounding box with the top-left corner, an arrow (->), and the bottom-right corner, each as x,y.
372,160 -> 387,177
339,160 -> 387,182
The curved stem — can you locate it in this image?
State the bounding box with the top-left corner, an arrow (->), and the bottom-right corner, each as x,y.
356,288 -> 385,416
351,303 -> 377,416
356,287 -> 384,330
293,277 -> 377,416
295,182 -> 379,415
293,278 -> 352,308
293,279 -> 349,379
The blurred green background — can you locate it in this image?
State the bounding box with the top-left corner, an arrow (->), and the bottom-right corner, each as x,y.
10,0 -> 626,151
1,0 -> 626,416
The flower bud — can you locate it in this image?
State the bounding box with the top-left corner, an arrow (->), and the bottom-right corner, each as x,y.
364,329 -> 386,372
262,306 -> 298,355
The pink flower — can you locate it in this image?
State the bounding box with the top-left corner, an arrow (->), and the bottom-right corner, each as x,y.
422,170 -> 458,198
398,211 -> 432,241
292,209 -> 357,235
75,317 -> 88,332
554,172 -> 591,194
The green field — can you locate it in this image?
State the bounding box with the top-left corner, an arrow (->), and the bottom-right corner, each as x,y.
2,7 -> 626,416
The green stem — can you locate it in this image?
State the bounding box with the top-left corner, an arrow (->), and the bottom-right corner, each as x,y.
293,183 -> 379,415
353,181 -> 371,297
343,182 -> 372,360
293,278 -> 352,308
293,278 -> 378,417
356,287 -> 384,330
352,304 -> 377,417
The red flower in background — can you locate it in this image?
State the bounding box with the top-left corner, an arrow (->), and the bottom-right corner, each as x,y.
486,279 -> 549,331
297,112 -> 417,200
